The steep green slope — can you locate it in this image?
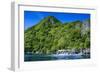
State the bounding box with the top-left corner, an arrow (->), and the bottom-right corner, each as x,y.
24,16 -> 90,54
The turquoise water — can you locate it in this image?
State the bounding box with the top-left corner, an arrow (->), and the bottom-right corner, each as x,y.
24,54 -> 90,61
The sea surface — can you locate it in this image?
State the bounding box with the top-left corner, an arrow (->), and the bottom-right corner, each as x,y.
24,54 -> 90,61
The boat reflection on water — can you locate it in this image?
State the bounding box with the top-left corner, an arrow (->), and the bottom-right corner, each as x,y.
52,50 -> 83,59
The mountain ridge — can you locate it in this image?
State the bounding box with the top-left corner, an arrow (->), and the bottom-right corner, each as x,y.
24,16 -> 90,54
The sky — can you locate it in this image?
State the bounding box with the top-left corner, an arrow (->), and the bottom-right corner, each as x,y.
24,11 -> 90,30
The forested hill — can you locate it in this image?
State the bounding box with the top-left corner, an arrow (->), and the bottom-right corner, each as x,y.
24,16 -> 90,54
